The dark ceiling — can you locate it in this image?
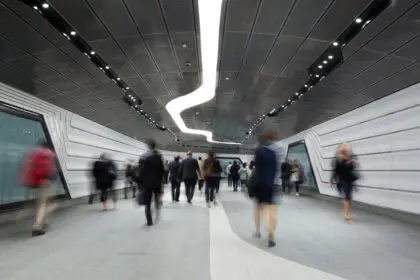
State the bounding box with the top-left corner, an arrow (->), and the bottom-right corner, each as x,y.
1,0 -> 420,153
183,0 -> 420,145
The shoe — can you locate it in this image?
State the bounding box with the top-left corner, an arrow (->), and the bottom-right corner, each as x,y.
187,201 -> 192,204
146,222 -> 153,227
253,232 -> 261,239
268,240 -> 276,248
213,201 -> 218,206
296,193 -> 300,197
207,202 -> 211,208
32,229 -> 46,237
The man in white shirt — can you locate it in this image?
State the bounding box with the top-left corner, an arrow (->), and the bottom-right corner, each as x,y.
197,157 -> 204,192
226,162 -> 232,187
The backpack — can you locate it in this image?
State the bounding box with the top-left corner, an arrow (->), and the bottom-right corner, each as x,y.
20,148 -> 56,188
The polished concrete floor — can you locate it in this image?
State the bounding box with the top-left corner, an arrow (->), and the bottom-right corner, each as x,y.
1,184 -> 420,280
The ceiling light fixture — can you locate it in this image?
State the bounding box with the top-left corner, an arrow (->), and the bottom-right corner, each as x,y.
295,92 -> 299,96
323,60 -> 328,64
333,41 -> 339,47
90,51 -> 95,55
105,66 -> 110,70
328,55 -> 333,60
42,3 -> 49,9
315,74 -> 320,78
70,31 -> 76,36
99,67 -> 103,71
355,18 -> 363,24
365,20 -> 371,25
304,84 -> 308,88
126,86 -> 130,90
33,6 -> 39,10
225,77 -> 230,80
181,42 -> 188,48
165,0 -> 241,145
116,78 -> 121,81
318,65 -> 323,69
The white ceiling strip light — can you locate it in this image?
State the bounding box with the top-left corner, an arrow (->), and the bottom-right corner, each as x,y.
165,0 -> 241,145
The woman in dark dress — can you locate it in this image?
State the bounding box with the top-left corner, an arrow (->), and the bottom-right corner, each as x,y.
331,143 -> 359,221
230,161 -> 240,192
252,130 -> 278,247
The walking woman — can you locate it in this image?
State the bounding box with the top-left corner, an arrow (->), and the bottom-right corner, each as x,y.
291,159 -> 304,196
92,154 -> 117,211
230,161 -> 240,192
214,159 -> 222,194
331,143 -> 359,221
252,129 -> 278,247
203,151 -> 219,208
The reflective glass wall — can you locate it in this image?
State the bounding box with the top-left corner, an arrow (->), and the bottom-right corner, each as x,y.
287,141 -> 317,189
0,104 -> 66,208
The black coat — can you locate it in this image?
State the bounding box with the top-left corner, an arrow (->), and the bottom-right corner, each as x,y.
93,160 -> 117,190
138,150 -> 165,190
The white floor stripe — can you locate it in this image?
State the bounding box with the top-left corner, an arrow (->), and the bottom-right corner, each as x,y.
209,203 -> 347,280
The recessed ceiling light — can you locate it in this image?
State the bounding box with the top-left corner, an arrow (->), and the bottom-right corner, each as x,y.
126,86 -> 130,90
99,67 -> 103,71
63,33 -> 70,39
90,51 -> 95,55
225,77 -> 230,80
321,76 -> 325,81
323,60 -> 328,64
309,86 -> 313,90
288,99 -> 291,102
333,41 -> 339,47
328,55 -> 333,60
304,84 -> 308,88
33,6 -> 39,10
195,112 -> 200,115
318,65 -> 323,69
365,20 -> 371,25
185,61 -> 192,67
315,74 -> 320,78
105,66 -> 110,70
295,92 -> 299,96
117,78 -> 121,81
181,42 -> 188,48
355,18 -> 363,24
281,105 -> 285,108
42,3 -> 49,9
70,31 -> 76,36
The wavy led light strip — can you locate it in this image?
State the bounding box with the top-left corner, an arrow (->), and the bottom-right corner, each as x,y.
165,0 -> 241,145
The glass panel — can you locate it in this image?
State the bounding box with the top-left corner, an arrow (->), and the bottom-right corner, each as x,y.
0,110 -> 65,206
287,142 -> 317,189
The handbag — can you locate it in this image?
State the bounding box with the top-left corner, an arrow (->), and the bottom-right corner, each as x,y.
246,171 -> 257,199
136,186 -> 145,206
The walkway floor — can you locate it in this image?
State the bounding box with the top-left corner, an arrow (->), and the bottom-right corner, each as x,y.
1,184 -> 420,280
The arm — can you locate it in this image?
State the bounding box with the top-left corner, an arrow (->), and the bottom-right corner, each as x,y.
196,160 -> 202,178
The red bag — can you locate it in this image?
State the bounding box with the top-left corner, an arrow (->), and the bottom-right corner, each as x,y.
20,148 -> 56,188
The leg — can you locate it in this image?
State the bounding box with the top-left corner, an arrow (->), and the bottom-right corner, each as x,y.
175,181 -> 181,201
185,181 -> 190,200
287,179 -> 292,194
111,187 -> 117,209
132,182 -> 136,198
100,188 -> 108,210
215,179 -> 220,193
254,204 -> 263,237
188,180 -> 196,202
267,204 -> 277,247
154,188 -> 162,222
32,184 -> 50,234
171,180 -> 176,201
205,180 -> 210,203
296,182 -> 300,196
144,189 -> 153,225
209,181 -> 215,202
282,179 -> 286,193
124,180 -> 128,199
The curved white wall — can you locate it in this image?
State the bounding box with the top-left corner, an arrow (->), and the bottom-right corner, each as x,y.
273,82 -> 420,214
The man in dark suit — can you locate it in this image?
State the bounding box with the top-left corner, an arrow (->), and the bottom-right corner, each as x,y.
138,139 -> 165,226
178,151 -> 201,203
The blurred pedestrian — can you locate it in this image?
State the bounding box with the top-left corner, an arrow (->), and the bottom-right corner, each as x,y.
203,151 -> 219,208
281,158 -> 292,194
198,157 -> 205,192
215,159 -> 222,194
168,156 -> 181,202
20,140 -> 57,237
239,163 -> 248,189
138,139 -> 165,226
178,151 -> 201,204
252,129 -> 278,247
331,143 -> 360,221
124,160 -> 136,199
92,153 -> 118,211
230,161 -> 240,192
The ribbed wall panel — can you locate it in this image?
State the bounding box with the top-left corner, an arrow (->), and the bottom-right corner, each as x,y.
273,82 -> 420,214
